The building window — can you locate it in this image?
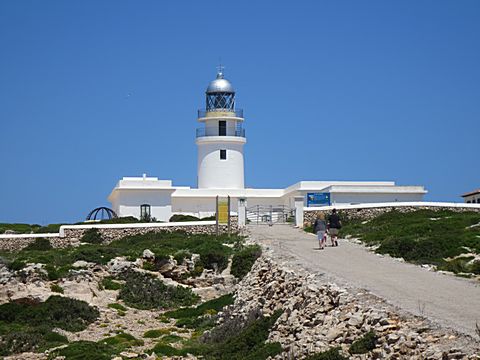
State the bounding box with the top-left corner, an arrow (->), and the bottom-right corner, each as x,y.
219,120 -> 226,136
140,204 -> 151,221
220,149 -> 227,160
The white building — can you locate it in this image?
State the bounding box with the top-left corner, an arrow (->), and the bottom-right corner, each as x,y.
461,189 -> 480,204
108,69 -> 427,222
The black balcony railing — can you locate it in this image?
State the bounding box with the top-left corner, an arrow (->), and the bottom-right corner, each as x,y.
197,108 -> 243,118
196,127 -> 246,138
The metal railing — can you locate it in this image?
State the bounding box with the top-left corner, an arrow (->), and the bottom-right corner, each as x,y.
197,108 -> 244,118
196,127 -> 246,138
246,205 -> 295,225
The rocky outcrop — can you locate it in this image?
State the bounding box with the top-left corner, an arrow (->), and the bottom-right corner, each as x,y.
222,255 -> 480,359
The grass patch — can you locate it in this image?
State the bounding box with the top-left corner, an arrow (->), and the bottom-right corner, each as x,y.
0,296 -> 99,356
118,271 -> 199,310
165,294 -> 234,319
144,328 -> 172,338
50,284 -> 64,294
305,347 -> 347,360
99,276 -> 123,290
48,340 -> 115,360
340,210 -> 480,272
349,331 -> 377,354
108,303 -> 127,312
231,245 -> 262,279
102,332 -> 144,351
164,294 -> 234,331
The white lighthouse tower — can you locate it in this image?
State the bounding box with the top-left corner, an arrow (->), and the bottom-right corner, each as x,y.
196,68 -> 246,189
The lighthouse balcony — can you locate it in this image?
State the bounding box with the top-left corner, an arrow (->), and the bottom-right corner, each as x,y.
197,108 -> 243,119
196,127 -> 245,138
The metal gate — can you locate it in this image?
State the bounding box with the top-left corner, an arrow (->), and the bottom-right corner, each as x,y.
246,205 -> 294,225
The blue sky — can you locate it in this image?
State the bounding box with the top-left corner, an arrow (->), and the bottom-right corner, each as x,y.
0,1 -> 479,224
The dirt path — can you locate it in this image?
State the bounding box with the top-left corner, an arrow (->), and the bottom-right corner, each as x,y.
248,224 -> 480,338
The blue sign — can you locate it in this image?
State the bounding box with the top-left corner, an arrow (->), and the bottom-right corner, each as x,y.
306,193 -> 331,207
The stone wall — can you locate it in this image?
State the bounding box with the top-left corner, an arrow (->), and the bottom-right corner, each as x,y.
304,205 -> 480,225
225,255 -> 479,359
0,217 -> 238,252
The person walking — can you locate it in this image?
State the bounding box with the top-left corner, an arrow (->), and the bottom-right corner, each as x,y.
313,212 -> 327,250
327,208 -> 341,247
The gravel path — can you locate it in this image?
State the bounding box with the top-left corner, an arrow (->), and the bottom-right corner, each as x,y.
248,224 -> 480,338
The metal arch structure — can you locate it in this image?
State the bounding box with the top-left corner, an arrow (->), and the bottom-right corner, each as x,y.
86,207 -> 118,221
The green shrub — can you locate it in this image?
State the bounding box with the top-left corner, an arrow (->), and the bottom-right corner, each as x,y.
340,210 -> 480,270
170,214 -> 200,222
174,250 -> 192,264
165,294 -> 234,320
349,331 -> 377,354
7,259 -> 26,271
118,271 -> 199,310
202,311 -> 283,359
305,347 -> 347,360
152,342 -> 181,356
99,276 -> 123,290
24,238 -> 52,251
108,303 -> 127,312
50,284 -> 64,294
439,257 -> 474,274
0,296 -> 98,356
231,245 -> 262,279
80,228 -> 103,244
102,332 -> 144,351
0,328 -> 68,356
144,328 -> 172,338
48,340 -> 116,360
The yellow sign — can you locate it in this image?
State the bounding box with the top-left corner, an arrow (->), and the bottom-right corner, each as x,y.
218,200 -> 229,224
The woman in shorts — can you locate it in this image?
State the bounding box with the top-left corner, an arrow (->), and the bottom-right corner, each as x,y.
313,212 -> 327,250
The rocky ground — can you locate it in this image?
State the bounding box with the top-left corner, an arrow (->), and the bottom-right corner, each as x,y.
1,230 -> 479,359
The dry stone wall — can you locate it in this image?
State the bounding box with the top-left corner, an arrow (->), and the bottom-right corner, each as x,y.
304,205 -> 480,225
0,217 -> 238,252
224,255 -> 479,359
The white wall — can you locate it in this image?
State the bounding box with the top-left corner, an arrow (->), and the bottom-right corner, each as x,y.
111,189 -> 174,222
464,194 -> 480,203
197,140 -> 245,189
330,192 -> 425,205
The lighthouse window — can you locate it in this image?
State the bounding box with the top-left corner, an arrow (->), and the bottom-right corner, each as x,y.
219,121 -> 226,136
220,149 -> 227,160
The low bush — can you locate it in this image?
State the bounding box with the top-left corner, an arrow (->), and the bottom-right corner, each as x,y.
170,214 -> 201,222
24,238 -> 52,251
7,259 -> 26,271
231,245 -> 262,279
165,294 -> 234,320
50,284 -> 64,294
80,228 -> 103,244
169,214 -> 216,222
102,332 -> 144,351
118,271 -> 199,310
305,347 -> 347,360
349,331 -> 377,354
340,210 -> 480,271
144,328 -> 172,338
0,296 -> 99,356
99,276 -> 123,290
48,340 -> 116,360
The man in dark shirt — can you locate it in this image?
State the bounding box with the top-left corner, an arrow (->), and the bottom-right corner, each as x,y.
327,209 -> 341,246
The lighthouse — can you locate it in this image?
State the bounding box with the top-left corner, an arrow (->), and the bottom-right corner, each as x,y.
196,68 -> 246,189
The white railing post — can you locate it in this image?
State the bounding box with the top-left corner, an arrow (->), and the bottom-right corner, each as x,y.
294,196 -> 304,228
238,198 -> 247,228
